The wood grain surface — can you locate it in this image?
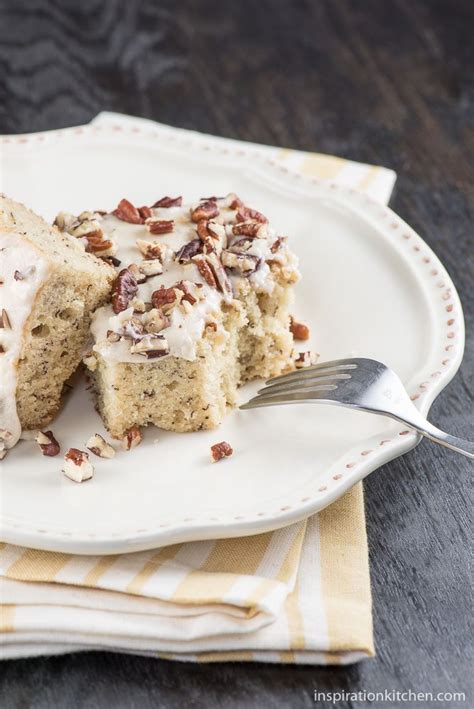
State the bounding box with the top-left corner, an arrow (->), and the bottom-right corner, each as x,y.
0,0 -> 472,707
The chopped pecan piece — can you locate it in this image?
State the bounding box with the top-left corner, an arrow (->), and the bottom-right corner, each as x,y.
227,194 -> 244,209
221,251 -> 260,276
175,280 -> 198,305
53,211 -> 78,231
290,316 -> 310,341
204,253 -> 233,296
136,239 -> 166,261
235,206 -> 268,223
143,308 -> 170,333
232,221 -> 267,238
121,426 -> 142,451
0,309 -> 11,329
139,259 -> 163,278
83,229 -> 115,255
78,210 -> 102,221
152,196 -> 183,208
36,430 -> 60,457
86,433 -> 116,459
130,333 -> 169,358
127,262 -> 148,284
151,285 -> 179,311
111,268 -> 138,313
175,238 -> 203,263
111,311 -> 144,341
14,270 -> 24,281
138,206 -> 153,220
210,441 -> 233,463
102,255 -> 122,267
294,351 -> 318,368
146,219 -> 174,235
193,257 -> 218,288
196,219 -> 226,255
229,237 -> 253,252
196,219 -> 211,241
270,236 -> 287,253
63,448 -> 94,482
113,198 -> 143,224
190,200 -> 220,222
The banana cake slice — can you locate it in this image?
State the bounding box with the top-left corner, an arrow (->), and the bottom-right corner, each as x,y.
0,194 -> 114,458
55,194 -> 301,438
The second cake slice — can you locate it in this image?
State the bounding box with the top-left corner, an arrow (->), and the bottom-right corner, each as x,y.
0,194 -> 114,457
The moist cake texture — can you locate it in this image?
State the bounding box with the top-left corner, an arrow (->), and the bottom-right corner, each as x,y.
0,194 -> 114,457
55,193 -> 300,438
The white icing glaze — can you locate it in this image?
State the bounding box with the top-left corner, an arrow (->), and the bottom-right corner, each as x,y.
0,234 -> 50,449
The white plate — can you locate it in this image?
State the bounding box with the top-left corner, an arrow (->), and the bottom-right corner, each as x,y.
0,124 -> 465,554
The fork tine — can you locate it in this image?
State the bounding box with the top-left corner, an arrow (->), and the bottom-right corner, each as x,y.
258,372 -> 351,396
240,384 -> 338,410
267,360 -> 358,386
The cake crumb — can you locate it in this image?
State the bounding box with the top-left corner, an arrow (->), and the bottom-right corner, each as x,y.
210,441 -> 233,463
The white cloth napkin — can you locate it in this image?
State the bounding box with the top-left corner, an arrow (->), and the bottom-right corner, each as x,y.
0,113 -> 396,662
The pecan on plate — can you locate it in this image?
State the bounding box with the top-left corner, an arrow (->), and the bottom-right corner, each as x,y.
86,433 -> 115,459
36,430 -> 60,457
210,441 -> 233,463
289,316 -> 310,341
63,448 -> 94,482
121,426 -> 142,451
294,351 -> 318,369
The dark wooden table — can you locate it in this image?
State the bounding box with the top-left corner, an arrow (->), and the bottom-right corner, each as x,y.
1,1 -> 472,707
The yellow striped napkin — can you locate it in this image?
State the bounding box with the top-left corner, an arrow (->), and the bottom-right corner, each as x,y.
0,114 -> 396,662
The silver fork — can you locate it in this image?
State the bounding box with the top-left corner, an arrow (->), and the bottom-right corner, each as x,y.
240,358 -> 474,459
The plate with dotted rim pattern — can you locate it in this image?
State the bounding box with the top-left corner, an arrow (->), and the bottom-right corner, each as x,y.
0,123 -> 465,554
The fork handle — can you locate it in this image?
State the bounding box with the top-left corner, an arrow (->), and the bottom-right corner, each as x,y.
401,418 -> 474,459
